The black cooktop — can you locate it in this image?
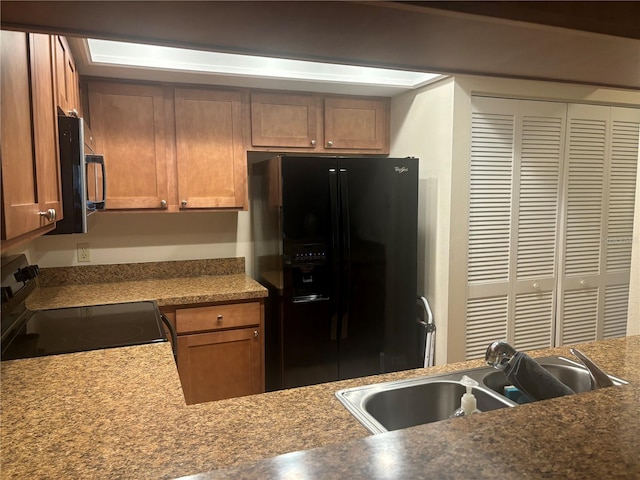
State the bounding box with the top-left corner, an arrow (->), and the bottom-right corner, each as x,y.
1,301 -> 167,361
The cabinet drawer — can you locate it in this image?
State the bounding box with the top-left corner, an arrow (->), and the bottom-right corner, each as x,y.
176,302 -> 260,334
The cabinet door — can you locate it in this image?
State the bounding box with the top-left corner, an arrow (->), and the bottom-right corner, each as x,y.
1,31 -> 41,239
174,88 -> 246,209
31,34 -> 63,224
88,82 -> 168,209
1,31 -> 60,242
177,328 -> 263,404
250,92 -> 320,149
324,97 -> 388,152
53,35 -> 79,115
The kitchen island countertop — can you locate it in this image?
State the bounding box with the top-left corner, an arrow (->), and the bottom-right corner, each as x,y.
2,335 -> 639,479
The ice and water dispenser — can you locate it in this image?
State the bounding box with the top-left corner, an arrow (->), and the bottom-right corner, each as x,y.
288,244 -> 330,303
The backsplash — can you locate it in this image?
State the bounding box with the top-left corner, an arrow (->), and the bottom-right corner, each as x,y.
38,258 -> 245,287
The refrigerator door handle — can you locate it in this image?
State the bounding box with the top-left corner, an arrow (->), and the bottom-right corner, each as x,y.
339,168 -> 351,340
329,168 -> 340,341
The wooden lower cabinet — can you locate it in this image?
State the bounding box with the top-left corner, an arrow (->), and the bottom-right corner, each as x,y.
164,300 -> 264,405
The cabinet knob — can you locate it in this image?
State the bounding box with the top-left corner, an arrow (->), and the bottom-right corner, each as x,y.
160,199 -> 167,208
327,140 -> 333,147
217,314 -> 223,322
181,200 -> 188,207
39,208 -> 56,222
311,139 -> 317,146
579,279 -> 587,287
254,330 -> 259,338
532,282 -> 540,290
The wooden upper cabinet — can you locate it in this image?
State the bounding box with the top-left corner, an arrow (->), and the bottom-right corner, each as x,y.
1,31 -> 61,244
88,82 -> 169,210
250,92 -> 320,149
249,92 -> 389,153
174,88 -> 247,210
324,96 -> 389,151
53,36 -> 80,116
31,34 -> 63,224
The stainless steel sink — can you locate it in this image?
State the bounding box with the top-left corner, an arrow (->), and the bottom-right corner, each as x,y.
336,356 -> 626,434
482,355 -> 627,396
336,367 -> 512,434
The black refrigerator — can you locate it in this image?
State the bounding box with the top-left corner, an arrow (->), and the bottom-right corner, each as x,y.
251,155 -> 419,391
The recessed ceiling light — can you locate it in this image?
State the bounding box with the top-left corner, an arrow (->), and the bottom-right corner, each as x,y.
86,38 -> 441,88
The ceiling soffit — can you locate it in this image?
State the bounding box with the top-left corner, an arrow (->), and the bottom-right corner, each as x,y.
1,1 -> 639,89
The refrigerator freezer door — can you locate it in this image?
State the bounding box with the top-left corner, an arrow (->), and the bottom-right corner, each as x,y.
281,298 -> 338,388
280,156 -> 340,388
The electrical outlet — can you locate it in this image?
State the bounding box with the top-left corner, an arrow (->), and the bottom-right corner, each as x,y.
77,243 -> 91,263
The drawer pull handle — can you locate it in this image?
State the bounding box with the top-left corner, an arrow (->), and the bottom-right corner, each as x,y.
254,330 -> 259,338
217,315 -> 223,322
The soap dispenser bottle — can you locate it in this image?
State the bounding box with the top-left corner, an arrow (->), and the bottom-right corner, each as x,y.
450,375 -> 482,418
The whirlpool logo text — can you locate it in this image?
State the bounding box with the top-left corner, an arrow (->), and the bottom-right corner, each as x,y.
394,167 -> 409,174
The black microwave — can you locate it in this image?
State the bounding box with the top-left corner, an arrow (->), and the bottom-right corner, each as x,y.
47,115 -> 106,235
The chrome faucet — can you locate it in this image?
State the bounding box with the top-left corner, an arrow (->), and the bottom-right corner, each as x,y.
569,348 -> 614,389
485,341 -> 517,370
485,340 -> 614,390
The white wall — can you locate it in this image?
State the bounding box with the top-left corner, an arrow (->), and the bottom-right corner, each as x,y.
15,210 -> 254,274
390,77 -> 455,365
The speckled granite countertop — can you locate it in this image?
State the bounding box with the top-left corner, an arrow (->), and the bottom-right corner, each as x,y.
25,258 -> 268,309
2,336 -> 639,479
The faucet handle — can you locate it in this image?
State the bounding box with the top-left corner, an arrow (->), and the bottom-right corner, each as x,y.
485,341 -> 517,370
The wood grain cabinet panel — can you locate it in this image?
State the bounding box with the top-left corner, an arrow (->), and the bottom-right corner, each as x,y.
1,31 -> 62,245
88,82 -> 169,210
324,96 -> 388,151
174,88 -> 247,209
176,302 -> 260,334
31,34 -> 63,221
166,300 -> 265,405
249,92 -> 389,154
250,92 -> 320,149
177,327 -> 262,404
53,35 -> 79,115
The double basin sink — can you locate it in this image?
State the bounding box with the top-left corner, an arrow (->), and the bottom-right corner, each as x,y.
336,356 -> 627,434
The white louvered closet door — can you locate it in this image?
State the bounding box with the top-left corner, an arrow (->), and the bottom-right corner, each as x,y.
466,97 -> 566,359
557,105 -> 640,345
